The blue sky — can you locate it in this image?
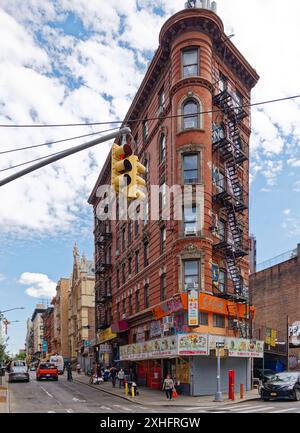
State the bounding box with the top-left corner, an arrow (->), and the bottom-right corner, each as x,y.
0,0 -> 300,354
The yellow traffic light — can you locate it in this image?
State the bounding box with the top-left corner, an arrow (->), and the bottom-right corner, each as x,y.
111,143 -> 133,193
126,156 -> 146,200
111,143 -> 146,200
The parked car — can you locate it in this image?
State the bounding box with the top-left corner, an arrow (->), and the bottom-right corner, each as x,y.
261,372 -> 300,401
36,362 -> 58,381
8,360 -> 29,383
254,368 -> 276,383
29,364 -> 36,371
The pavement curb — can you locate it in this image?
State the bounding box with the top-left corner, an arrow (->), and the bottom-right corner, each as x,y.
73,378 -> 260,408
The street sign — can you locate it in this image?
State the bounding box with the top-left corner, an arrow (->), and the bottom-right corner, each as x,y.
216,342 -> 225,349
42,340 -> 48,352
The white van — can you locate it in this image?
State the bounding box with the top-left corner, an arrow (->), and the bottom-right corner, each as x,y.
49,355 -> 64,375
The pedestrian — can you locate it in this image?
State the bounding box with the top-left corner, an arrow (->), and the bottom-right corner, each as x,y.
66,362 -> 73,382
110,365 -> 117,388
103,367 -> 110,382
118,368 -> 125,388
76,362 -> 81,374
162,374 -> 175,400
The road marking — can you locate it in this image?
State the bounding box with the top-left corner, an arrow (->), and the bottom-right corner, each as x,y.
72,397 -> 86,403
242,406 -> 274,413
229,405 -> 263,412
66,409 -> 74,413
40,387 -> 53,399
224,404 -> 256,410
271,408 -> 298,413
100,406 -> 112,411
48,411 -> 56,413
184,406 -> 211,411
113,404 -> 133,411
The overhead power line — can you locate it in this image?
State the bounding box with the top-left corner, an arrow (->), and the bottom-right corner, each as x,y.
0,127 -> 120,155
0,94 -> 299,128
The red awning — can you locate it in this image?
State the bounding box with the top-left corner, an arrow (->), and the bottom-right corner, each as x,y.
111,320 -> 129,333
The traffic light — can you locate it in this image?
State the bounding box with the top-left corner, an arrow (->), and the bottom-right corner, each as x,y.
111,143 -> 133,194
125,155 -> 146,201
111,143 -> 146,201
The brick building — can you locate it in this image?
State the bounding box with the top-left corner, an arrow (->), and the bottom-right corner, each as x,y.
250,244 -> 300,371
89,2 -> 262,395
41,307 -> 54,356
68,244 -> 95,372
51,278 -> 70,359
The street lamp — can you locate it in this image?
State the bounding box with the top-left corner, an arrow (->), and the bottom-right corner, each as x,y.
0,307 -> 25,314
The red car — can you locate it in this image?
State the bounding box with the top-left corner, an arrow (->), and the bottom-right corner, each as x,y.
36,362 -> 58,381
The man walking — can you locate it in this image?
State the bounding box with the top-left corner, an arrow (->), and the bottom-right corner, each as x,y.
66,362 -> 73,382
110,365 -> 117,388
118,368 -> 125,388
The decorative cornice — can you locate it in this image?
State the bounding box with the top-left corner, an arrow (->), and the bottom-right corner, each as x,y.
171,76 -> 213,97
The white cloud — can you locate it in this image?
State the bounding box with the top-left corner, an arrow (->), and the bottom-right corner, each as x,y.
283,209 -> 291,216
0,273 -> 5,282
0,0 -> 299,239
293,181 -> 300,192
288,159 -> 300,168
19,272 -> 56,298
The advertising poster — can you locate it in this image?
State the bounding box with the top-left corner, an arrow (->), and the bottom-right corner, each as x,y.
178,334 -> 208,355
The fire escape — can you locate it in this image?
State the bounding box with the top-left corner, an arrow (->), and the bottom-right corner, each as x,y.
95,221 -> 113,331
212,82 -> 250,338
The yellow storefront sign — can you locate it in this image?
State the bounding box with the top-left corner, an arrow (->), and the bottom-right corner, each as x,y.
98,327 -> 117,344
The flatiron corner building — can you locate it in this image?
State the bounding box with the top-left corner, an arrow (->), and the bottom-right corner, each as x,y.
88,2 -> 263,396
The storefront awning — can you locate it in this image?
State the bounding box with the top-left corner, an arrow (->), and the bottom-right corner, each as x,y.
111,320 -> 129,333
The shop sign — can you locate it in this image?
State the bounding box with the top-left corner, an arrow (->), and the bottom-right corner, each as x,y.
209,336 -> 264,358
178,334 -> 208,355
265,328 -> 277,347
289,322 -> 300,347
152,294 -> 184,319
120,335 -> 177,361
226,338 -> 264,358
150,320 -> 162,338
99,343 -> 112,354
188,290 -> 199,327
98,327 -> 117,344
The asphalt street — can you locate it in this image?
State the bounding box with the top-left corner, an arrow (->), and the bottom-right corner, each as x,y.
7,372 -> 300,413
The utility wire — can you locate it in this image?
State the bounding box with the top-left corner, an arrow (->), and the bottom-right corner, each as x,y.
0,126 -> 120,155
0,128 -> 120,173
0,94 -> 299,128
1,93 -> 299,172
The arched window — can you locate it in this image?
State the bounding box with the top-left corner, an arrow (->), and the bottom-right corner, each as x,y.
160,134 -> 166,163
183,99 -> 199,130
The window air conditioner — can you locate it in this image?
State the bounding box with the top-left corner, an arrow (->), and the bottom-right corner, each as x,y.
185,227 -> 197,236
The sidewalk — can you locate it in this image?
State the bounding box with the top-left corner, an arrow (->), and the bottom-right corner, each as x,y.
0,375 -> 9,413
73,373 -> 260,408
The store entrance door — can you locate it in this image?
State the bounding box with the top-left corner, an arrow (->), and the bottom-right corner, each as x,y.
162,359 -> 176,381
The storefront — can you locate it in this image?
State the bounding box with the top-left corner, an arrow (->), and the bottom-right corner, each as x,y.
120,333 -> 264,396
94,327 -> 117,367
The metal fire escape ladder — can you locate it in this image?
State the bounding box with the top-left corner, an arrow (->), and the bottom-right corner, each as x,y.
227,303 -> 247,339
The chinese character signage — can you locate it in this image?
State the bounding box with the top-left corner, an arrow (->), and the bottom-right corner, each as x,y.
188,290 -> 199,327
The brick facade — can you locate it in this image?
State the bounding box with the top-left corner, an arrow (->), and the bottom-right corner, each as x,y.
89,6 -> 259,393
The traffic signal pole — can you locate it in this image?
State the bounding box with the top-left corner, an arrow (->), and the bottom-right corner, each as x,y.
0,127 -> 131,187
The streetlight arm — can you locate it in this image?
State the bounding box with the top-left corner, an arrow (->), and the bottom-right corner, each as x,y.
0,308 -> 25,314
0,127 -> 131,187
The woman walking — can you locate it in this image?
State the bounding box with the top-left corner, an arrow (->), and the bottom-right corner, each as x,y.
162,374 -> 175,400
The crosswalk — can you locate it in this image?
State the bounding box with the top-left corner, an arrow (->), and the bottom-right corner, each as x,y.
183,403 -> 300,414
